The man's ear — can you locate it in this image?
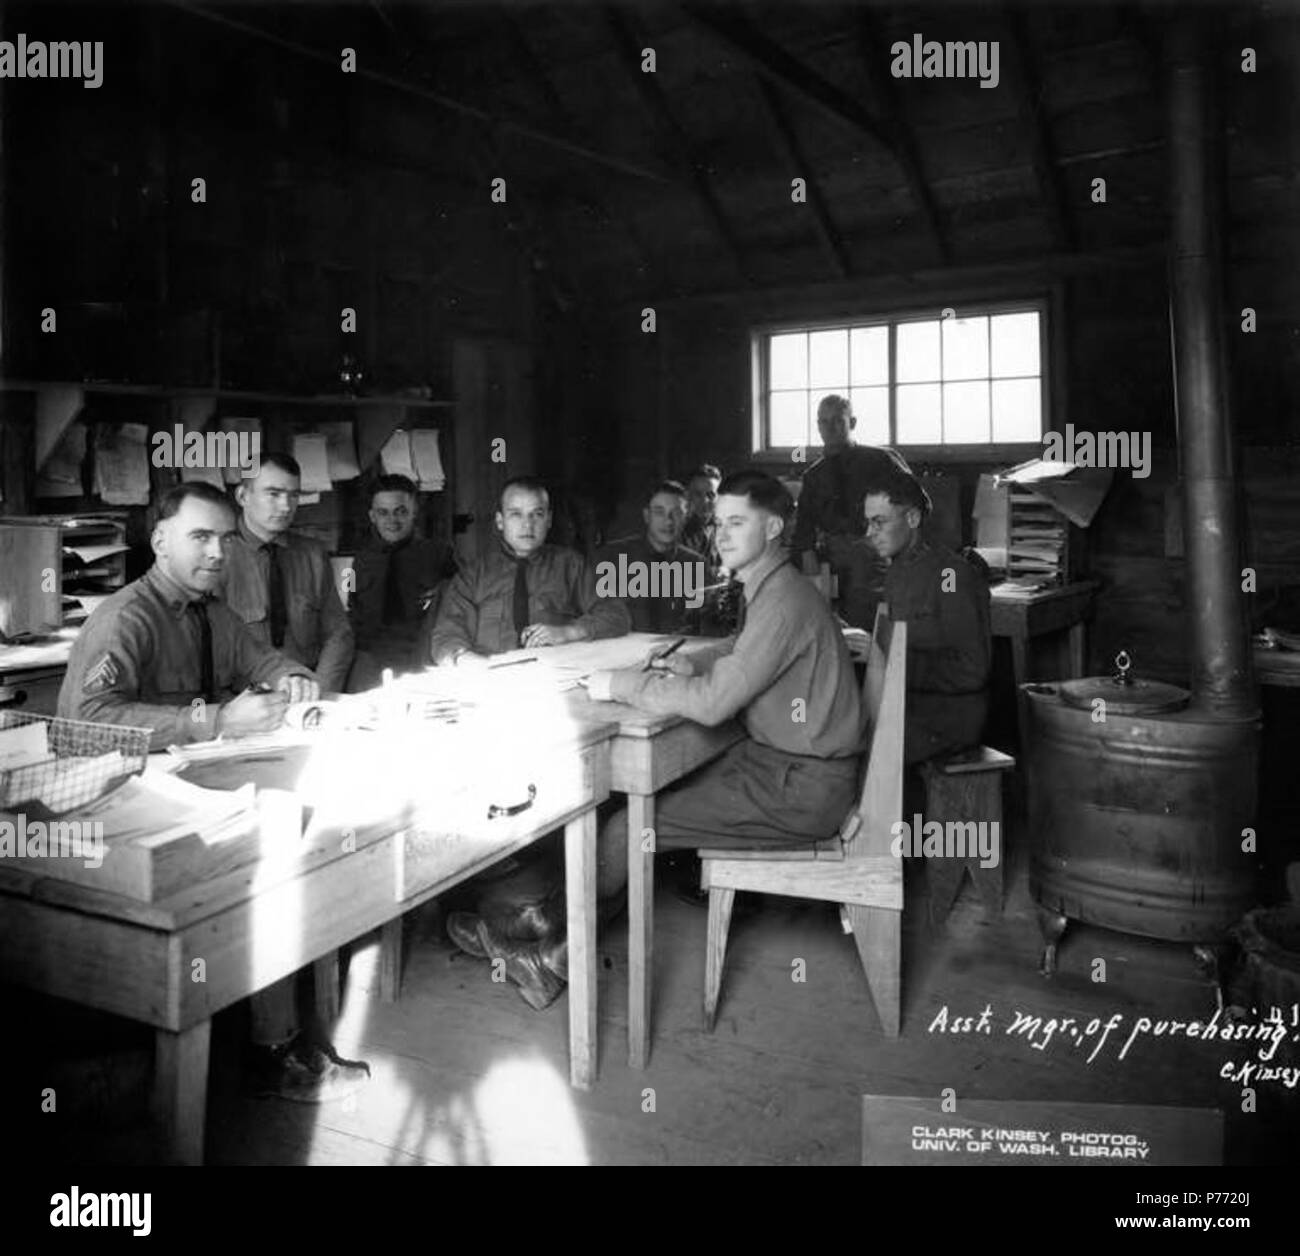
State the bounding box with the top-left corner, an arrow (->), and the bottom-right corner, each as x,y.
766,513 -> 786,542
494,511 -> 505,534
906,506 -> 923,530
234,482 -> 249,509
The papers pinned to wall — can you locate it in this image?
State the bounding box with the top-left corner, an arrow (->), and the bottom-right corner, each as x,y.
292,433 -> 332,493
36,420 -> 87,498
219,417 -> 261,485
93,423 -> 150,506
321,421 -> 360,481
380,428 -> 417,479
381,428 -> 445,491
409,430 -> 446,491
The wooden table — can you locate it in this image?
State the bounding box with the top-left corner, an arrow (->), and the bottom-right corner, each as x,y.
0,716 -> 616,1164
991,580 -> 1099,734
0,627 -> 76,713
1254,642 -> 1300,688
564,686 -> 744,1069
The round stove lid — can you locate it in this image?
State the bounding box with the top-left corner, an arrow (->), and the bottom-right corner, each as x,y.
1057,676 -> 1190,714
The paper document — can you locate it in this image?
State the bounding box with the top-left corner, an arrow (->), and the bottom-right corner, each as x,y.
0,722 -> 50,771
380,428 -> 417,479
321,421 -> 360,481
409,429 -> 445,490
93,423 -> 150,506
293,433 -> 332,492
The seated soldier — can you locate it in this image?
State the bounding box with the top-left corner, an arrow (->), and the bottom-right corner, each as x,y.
60,482 -> 318,749
347,473 -> 456,691
59,484 -> 366,1102
586,470 -> 864,905
221,451 -> 354,694
429,475 -> 629,1009
428,475 -> 629,664
862,467 -> 992,766
595,479 -> 705,635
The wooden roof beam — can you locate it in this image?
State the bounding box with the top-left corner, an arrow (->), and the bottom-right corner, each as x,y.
752,76 -> 851,279
602,3 -> 750,283
1000,5 -> 1075,252
685,3 -> 948,266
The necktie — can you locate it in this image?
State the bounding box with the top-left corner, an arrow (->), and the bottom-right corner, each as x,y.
190,599 -> 215,702
734,581 -> 748,634
265,542 -> 287,648
383,545 -> 406,625
513,558 -> 530,641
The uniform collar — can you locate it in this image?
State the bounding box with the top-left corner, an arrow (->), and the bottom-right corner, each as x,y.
737,545 -> 789,603
892,534 -> 929,567
144,564 -> 208,619
498,538 -> 545,564
238,516 -> 288,549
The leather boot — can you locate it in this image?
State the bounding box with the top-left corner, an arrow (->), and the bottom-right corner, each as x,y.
475,918 -> 566,1011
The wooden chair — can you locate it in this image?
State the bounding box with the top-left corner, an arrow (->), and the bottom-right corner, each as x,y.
698,607 -> 908,1036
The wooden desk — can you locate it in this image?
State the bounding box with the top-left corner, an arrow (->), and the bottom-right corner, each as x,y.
0,628 -> 76,713
0,717 -> 615,1163
991,581 -> 1099,734
564,686 -> 744,1069
1254,643 -> 1300,688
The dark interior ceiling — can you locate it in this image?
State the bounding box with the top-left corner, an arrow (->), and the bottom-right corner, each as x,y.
191,0 -> 1296,298
7,0 -> 1299,337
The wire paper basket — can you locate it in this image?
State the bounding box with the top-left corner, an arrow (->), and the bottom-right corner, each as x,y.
0,710 -> 150,814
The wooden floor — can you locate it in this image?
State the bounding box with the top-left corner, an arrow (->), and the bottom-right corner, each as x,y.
6,846 -> 1297,1166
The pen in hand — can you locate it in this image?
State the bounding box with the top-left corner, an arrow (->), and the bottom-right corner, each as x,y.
643,638 -> 687,671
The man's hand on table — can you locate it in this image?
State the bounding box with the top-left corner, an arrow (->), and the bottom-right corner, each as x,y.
216,688 -> 289,737
277,674 -> 321,705
520,622 -> 587,648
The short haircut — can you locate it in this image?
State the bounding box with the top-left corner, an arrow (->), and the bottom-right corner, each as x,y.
817,394 -> 852,421
646,479 -> 687,506
717,470 -> 794,524
371,473 -> 418,503
863,468 -> 932,518
156,481 -> 235,523
686,464 -> 721,484
499,475 -> 549,511
255,451 -> 301,479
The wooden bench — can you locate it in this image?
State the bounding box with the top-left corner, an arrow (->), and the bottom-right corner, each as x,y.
919,745 -> 1016,924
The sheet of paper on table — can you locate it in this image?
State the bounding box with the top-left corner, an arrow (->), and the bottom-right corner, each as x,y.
0,721 -> 50,771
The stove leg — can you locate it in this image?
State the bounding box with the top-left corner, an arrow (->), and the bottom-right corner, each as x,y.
1037,908 -> 1069,976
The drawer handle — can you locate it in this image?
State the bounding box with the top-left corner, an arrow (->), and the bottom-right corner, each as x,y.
488,784 -> 537,820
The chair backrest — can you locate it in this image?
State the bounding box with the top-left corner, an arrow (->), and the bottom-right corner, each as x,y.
842,605 -> 907,858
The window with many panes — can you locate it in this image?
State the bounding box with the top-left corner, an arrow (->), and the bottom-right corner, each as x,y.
755,301 -> 1046,451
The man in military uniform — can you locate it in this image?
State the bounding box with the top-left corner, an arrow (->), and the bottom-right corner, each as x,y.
789,394 -> 916,630
59,482 -> 316,747
862,467 -> 992,765
431,475 -> 629,1009
222,451 -> 354,694
595,479 -> 705,635
346,473 -> 455,691
428,475 -> 629,665
59,482 -> 366,1104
